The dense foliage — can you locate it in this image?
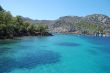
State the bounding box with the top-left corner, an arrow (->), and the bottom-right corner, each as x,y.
0,6 -> 50,39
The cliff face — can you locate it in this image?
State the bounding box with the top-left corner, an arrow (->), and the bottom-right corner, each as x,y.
22,14 -> 110,35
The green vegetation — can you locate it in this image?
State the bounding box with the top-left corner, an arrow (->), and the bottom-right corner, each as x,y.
76,21 -> 104,35
0,6 -> 51,39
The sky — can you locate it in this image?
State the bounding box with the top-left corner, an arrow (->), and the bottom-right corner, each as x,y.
0,0 -> 110,20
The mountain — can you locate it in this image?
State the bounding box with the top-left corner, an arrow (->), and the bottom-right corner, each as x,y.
84,14 -> 110,27
52,16 -> 82,32
22,14 -> 110,35
22,17 -> 55,29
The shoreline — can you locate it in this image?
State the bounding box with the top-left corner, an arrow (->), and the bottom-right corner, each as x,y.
0,32 -> 53,40
0,32 -> 110,40
55,32 -> 110,37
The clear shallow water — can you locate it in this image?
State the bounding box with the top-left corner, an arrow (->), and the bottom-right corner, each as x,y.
0,34 -> 110,73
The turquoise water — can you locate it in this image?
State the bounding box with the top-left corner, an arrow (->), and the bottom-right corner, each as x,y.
0,34 -> 110,73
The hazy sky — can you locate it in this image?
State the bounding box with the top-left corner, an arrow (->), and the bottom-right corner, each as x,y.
0,0 -> 110,20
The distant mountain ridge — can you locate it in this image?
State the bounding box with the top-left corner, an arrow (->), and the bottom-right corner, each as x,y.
22,14 -> 110,35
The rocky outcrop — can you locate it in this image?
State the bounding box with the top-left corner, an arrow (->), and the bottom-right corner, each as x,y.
84,14 -> 110,27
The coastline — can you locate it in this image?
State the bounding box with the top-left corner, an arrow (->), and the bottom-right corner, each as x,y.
58,31 -> 110,37
0,32 -> 53,39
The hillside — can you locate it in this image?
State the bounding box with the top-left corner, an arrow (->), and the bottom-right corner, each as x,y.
22,14 -> 110,36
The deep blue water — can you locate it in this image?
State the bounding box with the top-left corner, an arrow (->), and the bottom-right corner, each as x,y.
0,34 -> 110,73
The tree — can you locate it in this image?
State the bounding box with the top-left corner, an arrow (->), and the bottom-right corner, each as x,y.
35,24 -> 48,32
13,16 -> 24,34
0,5 -> 4,11
15,16 -> 23,25
0,11 -> 4,24
3,11 -> 12,25
0,6 -> 50,38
